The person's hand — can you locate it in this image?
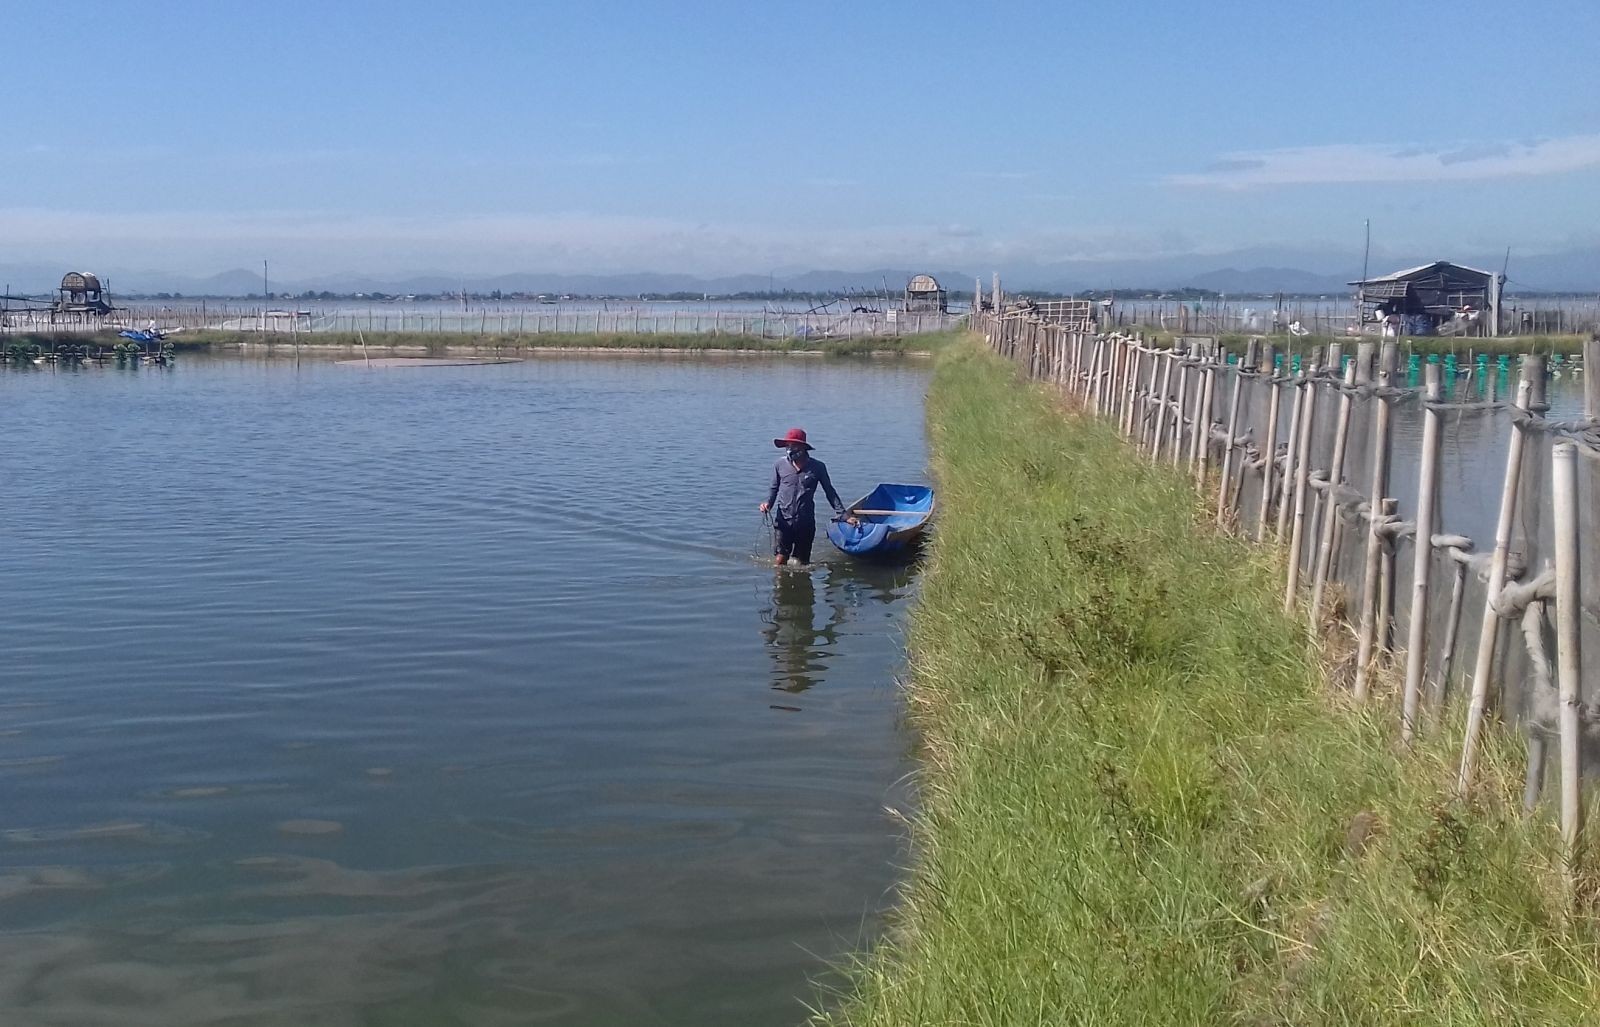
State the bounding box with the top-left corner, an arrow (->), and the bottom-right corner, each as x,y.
846,514 -> 859,526
759,502 -> 770,513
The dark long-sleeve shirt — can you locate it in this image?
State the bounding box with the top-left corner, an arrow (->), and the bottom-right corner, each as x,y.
766,456 -> 844,527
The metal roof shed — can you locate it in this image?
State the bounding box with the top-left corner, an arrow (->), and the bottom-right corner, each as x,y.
1350,260 -> 1504,336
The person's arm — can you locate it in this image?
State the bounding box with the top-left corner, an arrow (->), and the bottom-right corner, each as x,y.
761,461 -> 780,512
817,463 -> 847,516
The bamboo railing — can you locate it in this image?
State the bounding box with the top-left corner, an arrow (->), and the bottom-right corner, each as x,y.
978,306 -> 1600,872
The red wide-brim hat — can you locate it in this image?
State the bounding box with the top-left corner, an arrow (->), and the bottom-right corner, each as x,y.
773,427 -> 814,450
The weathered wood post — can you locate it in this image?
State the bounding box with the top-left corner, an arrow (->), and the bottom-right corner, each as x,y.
1309,343 -> 1357,623
1087,337 -> 1104,412
1353,342 -> 1401,701
1552,440 -> 1583,860
1215,341 -> 1251,525
1377,496 -> 1399,651
1458,357 -> 1542,791
1171,348 -> 1192,467
1284,353 -> 1322,611
1586,336 -> 1600,429
1109,335 -> 1125,416
1151,348 -> 1175,462
1401,362 -> 1445,741
1255,344 -> 1282,540
1184,348 -> 1203,467
1276,360 -> 1308,540
1103,335 -> 1120,417
1122,337 -> 1143,439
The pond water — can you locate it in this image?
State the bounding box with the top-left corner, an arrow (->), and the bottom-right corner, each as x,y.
0,355 -> 930,1026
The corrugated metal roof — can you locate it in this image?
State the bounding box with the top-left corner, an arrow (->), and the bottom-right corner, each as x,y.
1350,260 -> 1498,287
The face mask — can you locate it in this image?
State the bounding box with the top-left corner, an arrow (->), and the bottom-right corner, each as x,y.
787,445 -> 809,461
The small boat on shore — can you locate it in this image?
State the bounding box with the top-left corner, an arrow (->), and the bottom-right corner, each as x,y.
827,483 -> 935,557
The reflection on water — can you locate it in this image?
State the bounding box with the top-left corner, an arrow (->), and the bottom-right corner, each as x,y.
763,559 -> 919,701
0,355 -> 929,1026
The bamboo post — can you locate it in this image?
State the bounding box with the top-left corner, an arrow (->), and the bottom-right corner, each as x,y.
1215,345 -> 1248,524
1586,337 -> 1600,425
1309,344 -> 1357,622
1458,358 -> 1541,792
1437,548 -> 1470,693
1184,348 -> 1203,467
1284,356 -> 1322,610
1151,349 -> 1174,461
1353,342 -> 1401,701
1275,363 -> 1306,539
1377,496 -> 1398,651
1108,336 -> 1123,415
1105,336 -> 1120,416
1401,362 -> 1445,741
1256,346 -> 1282,540
1552,441 -> 1583,859
1127,337 -> 1142,433
1086,337 -> 1103,412
1171,352 -> 1191,466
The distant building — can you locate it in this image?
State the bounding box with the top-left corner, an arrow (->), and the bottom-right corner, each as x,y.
54,272 -> 114,316
1351,261 -> 1503,337
904,274 -> 948,314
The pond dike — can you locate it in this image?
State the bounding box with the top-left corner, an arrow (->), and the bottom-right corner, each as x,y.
817,337 -> 1599,1026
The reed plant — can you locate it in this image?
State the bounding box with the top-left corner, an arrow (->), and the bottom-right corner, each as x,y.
816,340 -> 1599,1025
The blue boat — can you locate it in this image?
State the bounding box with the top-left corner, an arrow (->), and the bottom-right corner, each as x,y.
827,483 -> 935,557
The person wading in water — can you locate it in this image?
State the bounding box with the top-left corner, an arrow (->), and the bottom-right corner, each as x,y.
759,428 -> 852,567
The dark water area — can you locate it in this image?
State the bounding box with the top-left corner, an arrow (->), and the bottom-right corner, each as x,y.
0,355 -> 930,1026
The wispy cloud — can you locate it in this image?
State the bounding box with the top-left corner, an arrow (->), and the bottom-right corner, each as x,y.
962,170 -> 1039,182
0,207 -> 1180,278
1169,133 -> 1600,188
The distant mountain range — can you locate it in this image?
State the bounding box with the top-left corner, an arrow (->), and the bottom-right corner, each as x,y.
4,246 -> 1599,298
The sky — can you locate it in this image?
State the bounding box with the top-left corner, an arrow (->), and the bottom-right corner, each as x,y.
2,0 -> 1598,281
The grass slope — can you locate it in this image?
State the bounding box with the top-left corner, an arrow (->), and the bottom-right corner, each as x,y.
817,340 -> 1599,1026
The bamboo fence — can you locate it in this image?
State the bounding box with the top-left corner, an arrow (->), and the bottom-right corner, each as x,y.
977,305 -> 1600,869
1,305 -> 962,340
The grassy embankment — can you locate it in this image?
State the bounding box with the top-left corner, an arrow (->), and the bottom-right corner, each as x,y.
6,329 -> 962,358
817,339 -> 1599,1025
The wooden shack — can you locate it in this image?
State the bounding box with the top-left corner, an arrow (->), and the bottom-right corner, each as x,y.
54,272 -> 114,316
904,274 -> 948,314
1351,260 -> 1502,337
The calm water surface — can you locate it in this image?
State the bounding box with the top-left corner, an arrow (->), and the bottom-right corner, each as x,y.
0,355 -> 930,1026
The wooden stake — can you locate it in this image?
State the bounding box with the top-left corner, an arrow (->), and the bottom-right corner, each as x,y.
1378,496 -> 1398,652
1151,350 -> 1174,461
1401,362 -> 1444,742
1171,354 -> 1191,467
1552,441 -> 1583,861
1276,364 -> 1307,540
1284,356 -> 1321,611
1309,344 -> 1357,623
1353,341 -> 1400,701
1122,339 -> 1142,439
1256,345 -> 1282,541
1458,359 -> 1541,792
1216,348 -> 1247,525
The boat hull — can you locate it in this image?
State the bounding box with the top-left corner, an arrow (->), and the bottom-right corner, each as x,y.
826,483 -> 934,558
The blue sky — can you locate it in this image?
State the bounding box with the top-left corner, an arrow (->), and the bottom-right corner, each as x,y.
2,0 -> 1598,278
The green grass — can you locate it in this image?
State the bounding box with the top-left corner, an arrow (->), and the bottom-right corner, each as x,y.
4,328 -> 963,357
815,338 -> 1600,1026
